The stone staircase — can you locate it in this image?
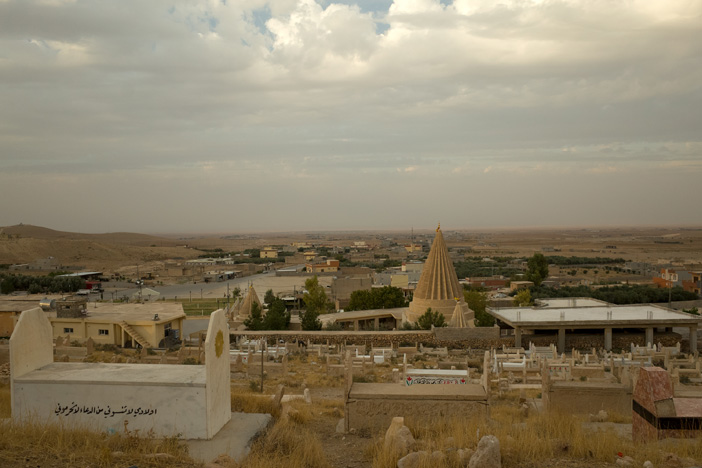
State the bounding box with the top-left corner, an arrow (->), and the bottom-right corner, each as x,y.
120,321 -> 151,348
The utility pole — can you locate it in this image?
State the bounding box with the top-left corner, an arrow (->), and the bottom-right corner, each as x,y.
136,264 -> 142,303
260,338 -> 265,393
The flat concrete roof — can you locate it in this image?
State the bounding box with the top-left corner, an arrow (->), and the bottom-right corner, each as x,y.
489,304 -> 702,329
14,362 -> 205,386
349,382 -> 486,400
536,298 -> 610,308
0,301 -> 41,312
322,307 -> 407,323
49,302 -> 186,324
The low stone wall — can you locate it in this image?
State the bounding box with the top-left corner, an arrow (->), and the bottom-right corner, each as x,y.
231,329 -> 508,350
547,381 -> 632,416
231,330 -> 684,352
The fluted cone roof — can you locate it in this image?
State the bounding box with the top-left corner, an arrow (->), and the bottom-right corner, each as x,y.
239,285 -> 262,318
413,227 -> 463,302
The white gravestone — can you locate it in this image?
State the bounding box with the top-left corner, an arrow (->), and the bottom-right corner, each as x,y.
11,307 -> 231,440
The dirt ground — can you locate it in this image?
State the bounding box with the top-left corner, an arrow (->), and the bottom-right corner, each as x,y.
2,224 -> 702,276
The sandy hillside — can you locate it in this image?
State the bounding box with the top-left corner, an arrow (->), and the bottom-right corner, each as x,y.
0,225 -> 202,271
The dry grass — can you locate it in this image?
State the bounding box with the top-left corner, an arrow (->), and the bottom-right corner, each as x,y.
237,419 -> 329,468
369,404 -> 702,468
0,418 -> 198,468
231,386 -> 281,418
0,384 -> 11,418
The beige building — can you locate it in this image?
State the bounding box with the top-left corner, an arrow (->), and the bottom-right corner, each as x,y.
407,225 -> 474,325
306,259 -> 340,274
49,300 -> 185,348
510,280 -> 534,292
260,247 -> 278,259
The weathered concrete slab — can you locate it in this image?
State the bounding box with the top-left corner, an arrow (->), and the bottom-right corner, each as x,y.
346,382 -> 488,432
186,412 -> 272,463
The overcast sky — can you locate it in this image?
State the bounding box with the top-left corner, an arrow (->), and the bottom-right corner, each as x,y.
1,0 -> 700,234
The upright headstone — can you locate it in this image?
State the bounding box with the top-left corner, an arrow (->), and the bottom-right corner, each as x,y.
140,346 -> 148,359
86,337 -> 95,355
204,309 -> 232,438
55,336 -> 64,348
9,308 -> 54,412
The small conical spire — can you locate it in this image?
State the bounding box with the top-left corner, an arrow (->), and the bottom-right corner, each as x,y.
450,301 -> 467,328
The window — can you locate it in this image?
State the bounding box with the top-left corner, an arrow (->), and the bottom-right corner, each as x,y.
63,327 -> 74,333
98,329 -> 109,336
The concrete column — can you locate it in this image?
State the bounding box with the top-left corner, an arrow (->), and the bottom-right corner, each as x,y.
645,327 -> 654,347
354,320 -> 360,331
374,318 -> 379,330
690,326 -> 698,353
557,328 -> 566,354
604,327 -> 612,351
514,327 -> 522,348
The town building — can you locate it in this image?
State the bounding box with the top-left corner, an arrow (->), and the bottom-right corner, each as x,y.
260,247 -> 278,259
49,299 -> 185,348
305,259 -> 340,274
488,298 -> 701,353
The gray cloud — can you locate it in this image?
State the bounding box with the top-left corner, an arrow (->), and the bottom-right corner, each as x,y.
0,0 -> 700,232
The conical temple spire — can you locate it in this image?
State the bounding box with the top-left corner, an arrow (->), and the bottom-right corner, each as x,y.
412,227 -> 463,302
407,226 -> 475,326
238,285 -> 262,318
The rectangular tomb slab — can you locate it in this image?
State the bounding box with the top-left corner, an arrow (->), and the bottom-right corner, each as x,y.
346,383 -> 488,432
14,362 -> 206,387
349,383 -> 486,400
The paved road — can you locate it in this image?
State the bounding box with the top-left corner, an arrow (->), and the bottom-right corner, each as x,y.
101,271 -> 275,301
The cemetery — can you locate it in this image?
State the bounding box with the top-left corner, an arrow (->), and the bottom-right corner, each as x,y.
2,313 -> 702,467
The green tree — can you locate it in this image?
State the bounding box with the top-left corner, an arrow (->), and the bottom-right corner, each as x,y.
347,286 -> 407,311
347,289 -> 373,311
1,277 -> 15,294
464,289 -> 493,327
525,253 -> 549,286
513,289 -> 533,307
263,297 -> 290,330
301,309 -> 322,330
301,276 -> 327,331
264,289 -> 276,305
303,276 -> 331,315
243,302 -> 264,331
416,308 -> 446,330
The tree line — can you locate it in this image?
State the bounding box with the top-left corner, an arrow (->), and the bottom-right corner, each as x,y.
0,273 -> 85,295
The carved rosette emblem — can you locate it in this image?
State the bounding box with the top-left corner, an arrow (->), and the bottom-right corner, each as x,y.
215,330 -> 224,358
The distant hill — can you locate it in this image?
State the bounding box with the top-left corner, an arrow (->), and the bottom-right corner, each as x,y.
0,224 -> 181,247
0,224 -> 200,271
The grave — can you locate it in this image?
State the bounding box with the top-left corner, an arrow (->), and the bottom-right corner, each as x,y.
345,351 -> 488,432
11,307 -> 231,440
632,366 -> 702,442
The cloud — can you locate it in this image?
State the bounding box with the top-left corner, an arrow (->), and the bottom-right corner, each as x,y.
0,0 -> 701,231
